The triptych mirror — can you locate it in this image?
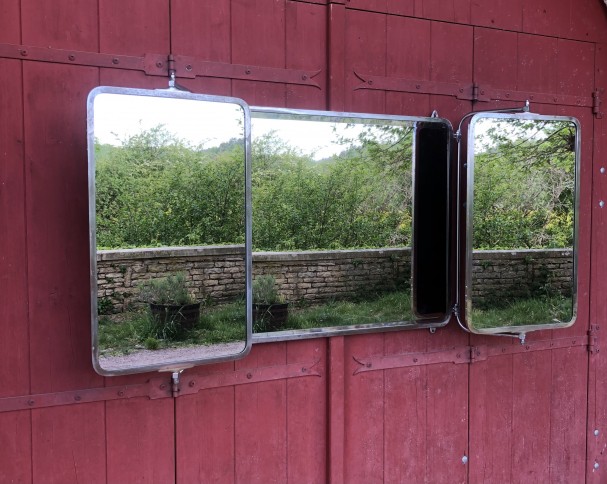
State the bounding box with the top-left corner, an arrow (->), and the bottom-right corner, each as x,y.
87,86 -> 580,375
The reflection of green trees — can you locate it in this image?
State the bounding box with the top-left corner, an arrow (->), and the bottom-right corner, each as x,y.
96,124 -> 413,250
473,120 -> 575,250
96,119 -> 575,251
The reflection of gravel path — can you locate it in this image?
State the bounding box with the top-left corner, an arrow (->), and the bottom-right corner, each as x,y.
99,342 -> 245,371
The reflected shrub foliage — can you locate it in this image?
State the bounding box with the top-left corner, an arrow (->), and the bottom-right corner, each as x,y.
96,124 -> 413,251
473,119 -> 575,250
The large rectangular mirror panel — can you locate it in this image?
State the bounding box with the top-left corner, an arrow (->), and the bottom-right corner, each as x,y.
466,114 -> 579,334
88,87 -> 251,375
250,109 -> 452,340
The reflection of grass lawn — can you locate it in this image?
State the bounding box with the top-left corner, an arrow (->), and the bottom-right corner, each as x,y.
272,291 -> 411,332
98,305 -> 247,356
471,295 -> 573,329
99,291 -> 411,355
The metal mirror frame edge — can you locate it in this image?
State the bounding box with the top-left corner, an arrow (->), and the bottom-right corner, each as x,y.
249,106 -> 454,344
87,86 -> 253,376
464,112 -> 580,335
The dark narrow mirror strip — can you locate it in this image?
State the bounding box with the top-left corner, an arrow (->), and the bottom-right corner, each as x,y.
413,122 -> 451,319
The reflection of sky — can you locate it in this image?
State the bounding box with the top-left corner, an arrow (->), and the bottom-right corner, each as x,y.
252,118 -> 401,161
94,93 -> 244,147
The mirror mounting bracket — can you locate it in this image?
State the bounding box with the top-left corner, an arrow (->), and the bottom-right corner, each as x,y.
165,54 -> 191,92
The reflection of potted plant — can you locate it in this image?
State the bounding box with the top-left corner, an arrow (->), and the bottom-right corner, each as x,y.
138,273 -> 200,332
253,275 -> 289,331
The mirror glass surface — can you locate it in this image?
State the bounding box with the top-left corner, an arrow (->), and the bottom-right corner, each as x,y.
466,114 -> 579,333
250,109 -> 452,339
88,87 -> 251,375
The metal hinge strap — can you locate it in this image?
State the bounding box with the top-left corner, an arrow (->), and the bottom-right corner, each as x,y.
353,335 -> 592,375
354,70 -> 594,109
0,359 -> 321,414
0,42 -> 322,88
589,325 -> 600,355
593,89 -> 604,119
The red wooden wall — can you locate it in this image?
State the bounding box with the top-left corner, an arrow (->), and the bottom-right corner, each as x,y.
1,1 -> 607,482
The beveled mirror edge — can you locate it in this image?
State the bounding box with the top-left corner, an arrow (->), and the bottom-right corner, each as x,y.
464,112 -> 581,336
87,86 -> 253,376
250,106 -> 454,343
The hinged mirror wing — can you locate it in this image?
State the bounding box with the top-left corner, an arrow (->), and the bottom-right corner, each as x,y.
87,86 -> 252,375
249,108 -> 453,341
462,112 -> 580,336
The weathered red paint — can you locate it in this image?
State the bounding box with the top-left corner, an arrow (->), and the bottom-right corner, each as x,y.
1,1 -> 607,482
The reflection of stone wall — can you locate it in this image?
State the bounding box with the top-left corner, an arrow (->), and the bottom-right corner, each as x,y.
471,249 -> 573,306
97,246 -> 410,313
97,246 -> 573,314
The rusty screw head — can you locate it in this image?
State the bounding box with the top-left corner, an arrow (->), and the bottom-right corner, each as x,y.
112,57 -> 119,65
245,68 -> 251,75
160,384 -> 167,390
68,54 -> 75,61
413,358 -> 418,363
368,80 -> 373,85
117,390 -> 125,397
186,64 -> 192,71
302,74 -> 308,80
189,381 -> 195,387
20,49 -> 28,56
27,400 -> 35,406
74,395 -> 82,402
246,372 -> 252,379
156,61 -> 163,68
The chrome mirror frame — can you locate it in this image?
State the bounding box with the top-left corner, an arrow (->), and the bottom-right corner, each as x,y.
464,112 -> 580,336
249,107 -> 453,343
87,86 -> 252,376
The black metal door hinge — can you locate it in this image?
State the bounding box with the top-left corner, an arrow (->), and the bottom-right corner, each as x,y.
589,325 -> 600,355
593,89 -> 603,119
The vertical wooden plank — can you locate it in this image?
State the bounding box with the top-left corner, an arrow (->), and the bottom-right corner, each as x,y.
345,9 -> 386,114
516,33 -> 559,95
21,0 -> 98,50
588,43 -> 607,484
548,347 -> 587,484
328,3 -> 346,111
570,0 -> 607,44
510,352 -> 552,483
383,331 -> 429,483
473,27 -> 519,93
176,364 -> 236,484
0,411 -> 33,484
469,354 -> 514,484
0,59 -> 29,397
106,398 -> 175,484
285,1 -> 327,110
231,0 -> 287,106
328,336 -> 345,484
286,339 -> 327,484
99,0 -> 169,55
424,326 -> 469,484
0,0 -> 20,42
170,0 -> 232,95
385,15 -> 431,116
234,343 -> 288,484
470,0 -> 522,32
343,333 -> 385,484
0,57 -> 32,484
32,404 -> 106,484
522,0 -> 570,39
24,62 -> 102,393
